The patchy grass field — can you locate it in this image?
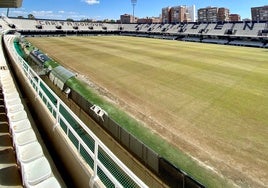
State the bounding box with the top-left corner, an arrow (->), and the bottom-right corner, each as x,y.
27,36 -> 268,188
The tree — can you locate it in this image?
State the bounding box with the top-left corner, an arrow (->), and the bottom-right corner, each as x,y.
28,14 -> 35,19
66,18 -> 74,22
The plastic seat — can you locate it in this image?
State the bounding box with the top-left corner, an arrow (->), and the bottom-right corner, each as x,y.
5,97 -> 22,107
1,79 -> 15,87
1,74 -> 14,80
8,110 -> 27,123
17,141 -> 43,164
6,103 -> 24,115
0,106 -> 5,113
2,87 -> 18,95
29,177 -> 61,188
0,71 -> 12,76
4,96 -> 20,106
3,91 -> 19,101
0,76 -> 13,82
22,157 -> 52,186
2,83 -> 16,91
10,119 -> 32,137
14,129 -> 37,149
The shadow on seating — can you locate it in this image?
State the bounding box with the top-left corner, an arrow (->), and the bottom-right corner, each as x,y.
0,148 -> 16,164
0,114 -> 8,123
0,166 -> 22,186
0,123 -> 9,133
0,106 -> 5,113
0,135 -> 12,147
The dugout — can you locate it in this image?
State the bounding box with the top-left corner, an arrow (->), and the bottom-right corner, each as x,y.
49,65 -> 75,91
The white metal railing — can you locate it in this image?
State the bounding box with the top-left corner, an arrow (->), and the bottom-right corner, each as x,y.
4,35 -> 148,188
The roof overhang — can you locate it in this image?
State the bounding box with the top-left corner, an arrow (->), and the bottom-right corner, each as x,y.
0,0 -> 23,8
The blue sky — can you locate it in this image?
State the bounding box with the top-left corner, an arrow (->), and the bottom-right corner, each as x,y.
1,0 -> 267,21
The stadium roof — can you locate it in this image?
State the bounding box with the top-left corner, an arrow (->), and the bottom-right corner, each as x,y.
0,0 -> 22,8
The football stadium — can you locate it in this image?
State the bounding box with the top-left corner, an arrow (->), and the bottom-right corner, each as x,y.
0,0 -> 268,188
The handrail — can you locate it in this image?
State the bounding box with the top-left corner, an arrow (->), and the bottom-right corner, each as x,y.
4,34 -> 148,188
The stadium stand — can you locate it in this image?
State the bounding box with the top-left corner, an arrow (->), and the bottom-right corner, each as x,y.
149,23 -> 161,33
8,18 -> 37,30
149,24 -> 162,33
233,22 -> 266,37
120,24 -> 137,32
183,23 -> 197,35
0,35 -> 62,187
0,17 -> 267,47
182,23 -> 206,35
166,23 -> 182,34
206,22 -> 234,36
182,36 -> 201,42
229,40 -> 264,47
202,38 -> 229,44
160,24 -> 170,32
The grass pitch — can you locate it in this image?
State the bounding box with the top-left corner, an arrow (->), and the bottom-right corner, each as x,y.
27,36 -> 268,187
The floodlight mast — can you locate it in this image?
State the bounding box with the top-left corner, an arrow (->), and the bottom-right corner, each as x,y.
131,0 -> 137,23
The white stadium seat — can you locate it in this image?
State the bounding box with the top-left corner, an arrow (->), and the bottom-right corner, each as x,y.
28,177 -> 61,188
16,141 -> 44,164
21,156 -> 52,186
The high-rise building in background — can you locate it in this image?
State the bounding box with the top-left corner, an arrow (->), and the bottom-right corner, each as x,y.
186,5 -> 196,22
170,6 -> 186,23
137,17 -> 161,24
218,7 -> 230,21
198,7 -> 218,22
120,14 -> 136,23
229,14 -> 241,22
251,5 -> 268,21
162,7 -> 171,23
162,5 -> 196,23
121,4 -> 268,24
198,7 -> 231,22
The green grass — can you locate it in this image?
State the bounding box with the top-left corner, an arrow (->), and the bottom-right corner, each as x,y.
26,36 -> 268,188
66,67 -> 230,188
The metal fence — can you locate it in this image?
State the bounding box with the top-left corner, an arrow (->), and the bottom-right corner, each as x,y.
4,35 -> 148,188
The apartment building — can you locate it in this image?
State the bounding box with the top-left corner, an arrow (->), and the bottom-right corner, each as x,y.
198,7 -> 230,22
229,14 -> 241,22
170,6 -> 186,23
251,5 -> 268,21
218,7 -> 230,21
162,5 -> 196,23
120,14 -> 136,23
162,7 -> 171,23
137,17 -> 161,24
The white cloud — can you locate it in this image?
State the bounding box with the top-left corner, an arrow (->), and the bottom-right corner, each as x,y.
32,10 -> 53,17
83,0 -> 100,5
10,10 -> 28,15
7,9 -> 92,20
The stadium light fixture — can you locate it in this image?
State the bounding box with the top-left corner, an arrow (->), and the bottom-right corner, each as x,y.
131,0 -> 137,23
